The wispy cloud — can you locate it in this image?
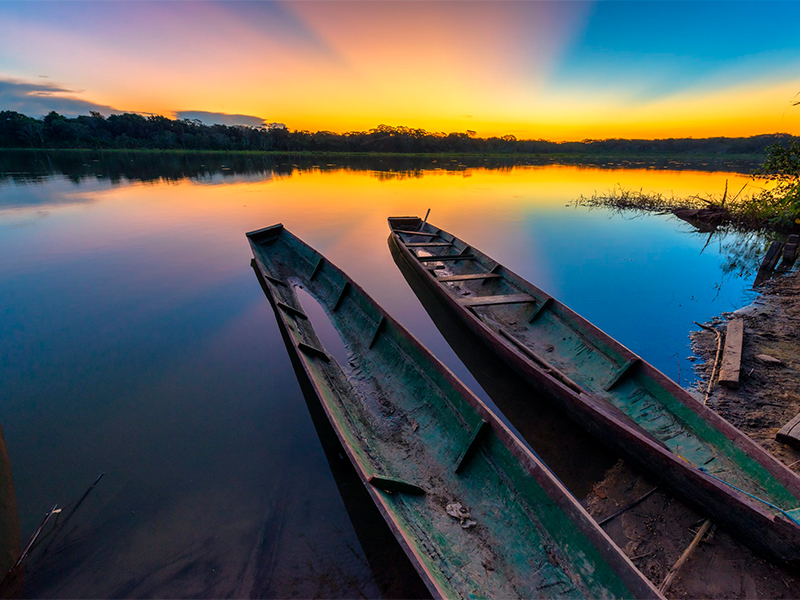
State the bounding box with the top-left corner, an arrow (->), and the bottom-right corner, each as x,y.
0,77 -> 118,117
175,111 -> 265,128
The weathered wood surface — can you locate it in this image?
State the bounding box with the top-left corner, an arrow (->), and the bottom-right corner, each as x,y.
755,240 -> 784,286
388,215 -> 800,564
436,273 -> 502,282
404,242 -> 453,247
458,293 -> 536,307
249,223 -> 663,600
777,413 -> 800,449
368,475 -> 425,495
718,318 -> 744,389
394,229 -> 439,237
417,254 -> 475,262
778,234 -> 799,272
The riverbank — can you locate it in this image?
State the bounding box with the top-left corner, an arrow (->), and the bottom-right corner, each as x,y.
584,268 -> 800,598
0,147 -> 770,161
692,269 -> 800,479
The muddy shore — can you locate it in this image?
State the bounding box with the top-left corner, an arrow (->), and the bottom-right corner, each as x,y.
585,268 -> 800,599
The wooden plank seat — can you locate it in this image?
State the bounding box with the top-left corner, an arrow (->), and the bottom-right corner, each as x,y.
418,255 -> 476,262
405,242 -> 453,247
395,230 -> 440,237
458,293 -> 536,307
436,273 -> 503,282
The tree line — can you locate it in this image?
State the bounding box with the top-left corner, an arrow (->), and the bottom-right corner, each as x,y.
1,110 -> 797,156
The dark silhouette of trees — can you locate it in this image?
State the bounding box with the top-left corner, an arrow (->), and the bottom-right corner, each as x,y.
0,110 -> 797,157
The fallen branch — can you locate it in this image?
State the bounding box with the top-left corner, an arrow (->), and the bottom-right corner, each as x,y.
597,487 -> 658,526
659,519 -> 713,593
694,322 -> 723,405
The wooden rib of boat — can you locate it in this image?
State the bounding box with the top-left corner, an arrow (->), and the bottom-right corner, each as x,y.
388,215 -> 800,564
247,224 -> 662,600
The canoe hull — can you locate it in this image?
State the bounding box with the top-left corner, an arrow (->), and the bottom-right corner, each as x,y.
388,216 -> 800,564
249,224 -> 662,599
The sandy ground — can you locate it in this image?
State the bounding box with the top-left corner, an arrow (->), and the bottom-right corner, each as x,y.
584,268 -> 800,599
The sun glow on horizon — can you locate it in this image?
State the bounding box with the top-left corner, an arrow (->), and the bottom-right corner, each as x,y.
0,1 -> 799,141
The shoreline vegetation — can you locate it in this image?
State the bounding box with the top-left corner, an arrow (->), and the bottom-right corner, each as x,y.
577,178 -> 798,233
0,148 -> 765,190
2,109 -> 797,232
0,147 -> 774,161
578,141 -> 800,232
1,110 -> 797,157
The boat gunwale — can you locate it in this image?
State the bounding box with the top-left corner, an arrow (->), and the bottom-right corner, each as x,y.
388,215 -> 800,562
248,224 -> 664,599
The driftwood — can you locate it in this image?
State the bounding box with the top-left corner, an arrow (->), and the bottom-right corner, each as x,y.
755,241 -> 785,287
672,207 -> 728,232
694,322 -> 723,404
777,414 -> 800,450
719,318 -> 744,389
659,519 -> 714,593
778,234 -> 799,272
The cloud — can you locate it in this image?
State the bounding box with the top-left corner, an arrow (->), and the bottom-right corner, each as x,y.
0,77 -> 119,117
175,111 -> 266,128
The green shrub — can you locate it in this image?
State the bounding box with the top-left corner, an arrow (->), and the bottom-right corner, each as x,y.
750,141 -> 800,229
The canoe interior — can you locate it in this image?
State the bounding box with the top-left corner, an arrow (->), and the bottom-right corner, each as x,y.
388,216 -> 800,522
248,224 -> 659,599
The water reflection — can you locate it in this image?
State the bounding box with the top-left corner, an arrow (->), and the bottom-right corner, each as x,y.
0,152 -> 771,597
0,149 -> 759,189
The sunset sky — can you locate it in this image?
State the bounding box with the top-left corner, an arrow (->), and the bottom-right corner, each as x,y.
1,0 -> 799,140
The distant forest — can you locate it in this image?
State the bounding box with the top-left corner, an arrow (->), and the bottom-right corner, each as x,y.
1,110 -> 798,156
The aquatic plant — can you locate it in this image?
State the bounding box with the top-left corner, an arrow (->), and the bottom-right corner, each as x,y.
577,160 -> 800,234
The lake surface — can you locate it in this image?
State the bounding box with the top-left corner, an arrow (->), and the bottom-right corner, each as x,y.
0,151 -> 770,597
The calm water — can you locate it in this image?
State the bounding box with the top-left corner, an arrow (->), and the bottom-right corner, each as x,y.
0,152 -> 769,597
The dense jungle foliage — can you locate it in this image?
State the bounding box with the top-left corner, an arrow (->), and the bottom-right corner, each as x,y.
1,110 -> 797,156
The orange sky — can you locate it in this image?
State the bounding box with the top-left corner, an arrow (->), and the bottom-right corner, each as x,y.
0,1 -> 798,140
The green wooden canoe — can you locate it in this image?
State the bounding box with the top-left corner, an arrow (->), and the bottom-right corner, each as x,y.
248,224 -> 662,599
388,215 -> 800,564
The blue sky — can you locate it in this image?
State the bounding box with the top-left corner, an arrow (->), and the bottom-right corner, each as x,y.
0,1 -> 798,138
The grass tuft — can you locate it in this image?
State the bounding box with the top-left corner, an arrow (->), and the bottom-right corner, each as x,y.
575,180 -> 799,233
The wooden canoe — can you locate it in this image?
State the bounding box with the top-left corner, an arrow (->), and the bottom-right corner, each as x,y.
248,224 -> 662,599
388,215 -> 800,564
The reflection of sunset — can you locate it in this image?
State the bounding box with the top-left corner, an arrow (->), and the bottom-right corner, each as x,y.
40,166 -> 752,268
0,161 -> 763,390
1,1 -> 798,139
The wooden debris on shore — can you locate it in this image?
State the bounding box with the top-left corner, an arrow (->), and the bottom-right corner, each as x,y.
755,240 -> 785,286
671,207 -> 728,232
777,234 -> 799,273
718,318 -> 744,389
777,414 -> 800,449
694,321 -> 723,405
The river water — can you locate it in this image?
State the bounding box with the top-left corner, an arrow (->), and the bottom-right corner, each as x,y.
0,151 -> 769,597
